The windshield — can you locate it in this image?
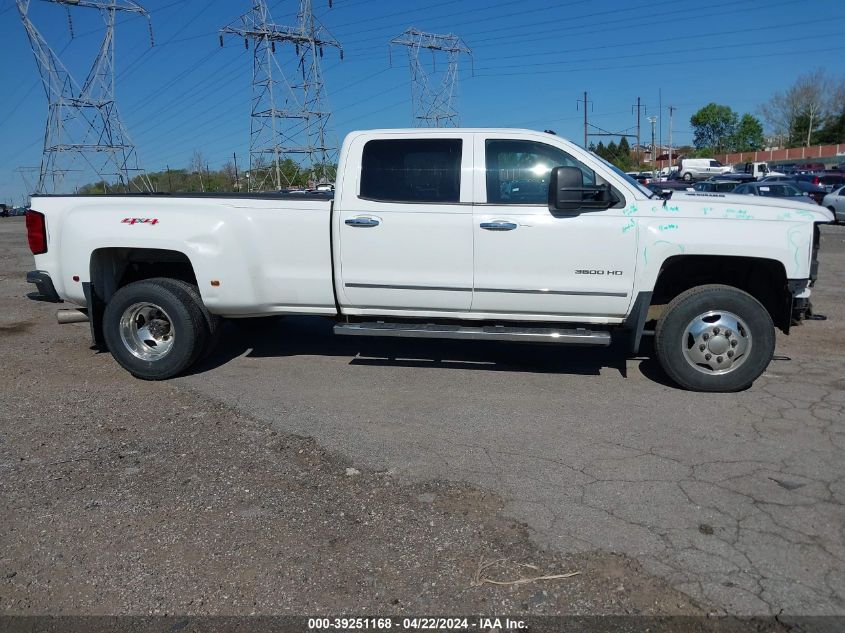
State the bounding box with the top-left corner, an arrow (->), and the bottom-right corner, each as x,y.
590,153 -> 655,198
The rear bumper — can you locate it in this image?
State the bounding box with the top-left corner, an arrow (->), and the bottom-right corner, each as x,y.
26,270 -> 62,303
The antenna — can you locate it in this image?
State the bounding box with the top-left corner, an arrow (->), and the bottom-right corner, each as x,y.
16,0 -> 153,194
390,27 -> 471,128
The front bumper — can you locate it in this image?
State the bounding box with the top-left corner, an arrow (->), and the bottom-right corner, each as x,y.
26,270 -> 62,303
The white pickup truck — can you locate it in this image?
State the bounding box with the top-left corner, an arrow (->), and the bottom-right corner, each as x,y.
25,128 -> 832,391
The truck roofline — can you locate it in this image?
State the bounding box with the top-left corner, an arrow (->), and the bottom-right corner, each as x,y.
30,191 -> 335,200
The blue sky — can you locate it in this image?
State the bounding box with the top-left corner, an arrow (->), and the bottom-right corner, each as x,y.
1,0 -> 844,203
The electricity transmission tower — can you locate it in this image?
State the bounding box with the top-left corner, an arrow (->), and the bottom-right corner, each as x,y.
390,28 -> 471,128
16,0 -> 153,194
220,0 -> 342,191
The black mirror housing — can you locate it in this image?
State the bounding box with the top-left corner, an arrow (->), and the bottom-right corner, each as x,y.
548,166 -> 616,213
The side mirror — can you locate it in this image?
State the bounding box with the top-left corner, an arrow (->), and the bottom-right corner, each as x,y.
549,166 -> 616,213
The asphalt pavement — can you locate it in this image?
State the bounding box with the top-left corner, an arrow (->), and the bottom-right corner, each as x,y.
179,226 -> 845,616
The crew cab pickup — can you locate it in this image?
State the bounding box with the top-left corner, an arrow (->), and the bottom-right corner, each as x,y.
25,129 -> 833,392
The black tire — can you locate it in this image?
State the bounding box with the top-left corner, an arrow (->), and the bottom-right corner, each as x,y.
170,279 -> 223,359
682,172 -> 693,182
102,278 -> 208,380
654,284 -> 775,392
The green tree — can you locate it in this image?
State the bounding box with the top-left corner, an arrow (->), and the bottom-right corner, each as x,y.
616,137 -> 631,170
595,141 -> 607,160
731,114 -> 765,152
690,103 -> 738,152
816,79 -> 845,144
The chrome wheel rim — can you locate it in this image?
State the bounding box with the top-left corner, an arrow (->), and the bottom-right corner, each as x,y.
119,302 -> 175,361
681,310 -> 751,375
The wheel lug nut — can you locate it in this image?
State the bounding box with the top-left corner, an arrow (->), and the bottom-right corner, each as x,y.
699,344 -> 706,351
725,330 -> 732,337
705,353 -> 712,360
717,356 -> 723,363
713,327 -> 720,334
727,350 -> 734,358
731,340 -> 738,347
703,333 -> 710,340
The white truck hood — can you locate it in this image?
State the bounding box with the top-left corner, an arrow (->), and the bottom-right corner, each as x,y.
672,191 -> 834,223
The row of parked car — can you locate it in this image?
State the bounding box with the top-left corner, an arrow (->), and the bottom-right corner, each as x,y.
0,204 -> 28,217
640,175 -> 845,223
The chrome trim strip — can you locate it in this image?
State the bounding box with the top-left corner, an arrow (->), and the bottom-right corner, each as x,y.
476,288 -> 628,298
345,283 -> 627,298
346,282 -> 471,292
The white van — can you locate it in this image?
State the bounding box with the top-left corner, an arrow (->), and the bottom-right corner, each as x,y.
677,158 -> 731,181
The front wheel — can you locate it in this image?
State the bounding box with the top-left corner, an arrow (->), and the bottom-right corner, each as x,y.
682,172 -> 693,182
102,278 -> 208,380
654,284 -> 775,392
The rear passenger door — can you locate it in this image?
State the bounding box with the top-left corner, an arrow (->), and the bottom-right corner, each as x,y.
336,133 -> 474,314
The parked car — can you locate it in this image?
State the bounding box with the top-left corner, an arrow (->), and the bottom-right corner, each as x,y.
822,184 -> 845,223
732,182 -> 807,200
0,205 -> 9,218
677,158 -> 731,182
794,162 -> 826,174
760,176 -> 828,204
646,180 -> 692,195
691,179 -> 744,193
819,173 -> 845,192
23,127 -> 833,392
772,163 -> 796,174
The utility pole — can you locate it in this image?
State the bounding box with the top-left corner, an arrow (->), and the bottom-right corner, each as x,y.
390,28 -> 471,127
647,116 -> 657,168
658,89 -> 662,160
577,91 -> 592,148
633,97 -> 646,167
233,151 -> 240,191
220,1 -> 343,191
668,105 -> 676,173
16,0 -> 153,194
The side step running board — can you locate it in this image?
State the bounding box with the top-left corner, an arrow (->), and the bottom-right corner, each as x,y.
334,322 -> 611,346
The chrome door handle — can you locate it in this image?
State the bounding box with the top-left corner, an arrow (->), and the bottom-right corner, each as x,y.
345,217 -> 380,227
480,221 -> 518,231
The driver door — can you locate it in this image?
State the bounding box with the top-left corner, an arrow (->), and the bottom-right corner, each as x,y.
471,133 -> 637,320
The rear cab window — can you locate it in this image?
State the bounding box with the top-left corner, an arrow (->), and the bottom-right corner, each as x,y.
360,139 -> 462,203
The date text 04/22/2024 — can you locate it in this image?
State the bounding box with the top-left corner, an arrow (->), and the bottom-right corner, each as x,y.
307,617 -> 527,630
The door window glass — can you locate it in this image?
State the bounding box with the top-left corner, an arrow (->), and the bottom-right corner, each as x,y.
360,139 -> 462,203
485,139 -> 596,204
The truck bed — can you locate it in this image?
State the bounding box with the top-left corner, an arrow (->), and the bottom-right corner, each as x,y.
29,193 -> 338,316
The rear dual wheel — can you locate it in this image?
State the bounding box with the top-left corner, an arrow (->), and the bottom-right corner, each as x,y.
102,278 -> 219,380
655,284 -> 775,392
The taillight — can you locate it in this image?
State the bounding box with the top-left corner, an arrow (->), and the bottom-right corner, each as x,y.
812,176 -> 820,185
25,210 -> 47,255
